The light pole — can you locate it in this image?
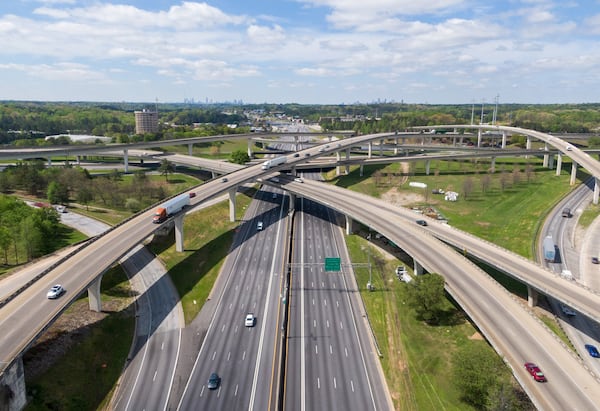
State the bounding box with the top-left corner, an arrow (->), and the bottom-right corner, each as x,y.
367,229 -> 373,291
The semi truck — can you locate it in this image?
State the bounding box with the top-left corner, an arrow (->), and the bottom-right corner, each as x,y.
152,193 -> 190,223
542,236 -> 555,262
261,156 -> 287,170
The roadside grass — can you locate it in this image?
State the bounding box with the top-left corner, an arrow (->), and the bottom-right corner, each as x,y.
24,265 -> 134,411
578,202 -> 600,228
345,235 -> 498,411
148,189 -> 255,323
160,139 -> 254,160
329,157 -> 576,259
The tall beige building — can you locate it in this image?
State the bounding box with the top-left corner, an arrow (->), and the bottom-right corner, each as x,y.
134,109 -> 158,134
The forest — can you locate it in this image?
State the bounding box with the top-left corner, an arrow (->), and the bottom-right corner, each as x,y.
1,101 -> 600,147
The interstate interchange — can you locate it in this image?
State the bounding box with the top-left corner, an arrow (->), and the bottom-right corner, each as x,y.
1,126 -> 600,410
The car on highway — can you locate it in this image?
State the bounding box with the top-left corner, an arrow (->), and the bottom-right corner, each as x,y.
272,193 -> 277,199
293,153 -> 300,157
189,192 -> 196,198
245,313 -> 255,327
294,177 -> 303,183
207,372 -> 221,390
318,147 -> 325,152
416,219 -> 428,226
566,145 -> 573,151
256,221 -> 263,231
221,177 -> 228,183
585,344 -> 600,358
524,362 -> 547,382
47,284 -> 65,299
592,257 -> 599,264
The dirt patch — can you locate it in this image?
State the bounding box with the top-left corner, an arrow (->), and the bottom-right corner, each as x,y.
381,188 -> 424,206
469,332 -> 484,340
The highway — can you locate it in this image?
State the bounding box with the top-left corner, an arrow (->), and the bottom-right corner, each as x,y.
285,196 -> 391,410
2,128 -> 600,409
177,186 -> 288,410
284,178 -> 600,410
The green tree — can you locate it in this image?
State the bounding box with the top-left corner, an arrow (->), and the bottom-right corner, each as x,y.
76,187 -> 94,210
230,150 -> 250,165
124,198 -> 141,213
406,273 -> 446,324
159,159 -> 175,182
47,181 -> 69,204
0,226 -> 11,264
452,342 -> 504,409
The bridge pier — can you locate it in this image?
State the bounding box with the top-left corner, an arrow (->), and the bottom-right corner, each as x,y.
294,135 -> 299,151
527,286 -> 538,308
247,139 -> 253,158
345,149 -> 350,175
123,148 -> 129,173
542,143 -> 549,167
490,157 -> 496,173
570,162 -> 578,185
413,260 -> 424,275
368,142 -> 372,158
556,154 -> 562,176
394,138 -> 398,155
228,188 -> 236,222
174,214 -> 185,252
188,143 -> 193,156
379,139 -> 384,156
47,158 -> 52,167
0,357 -> 26,411
477,129 -> 482,147
425,160 -> 431,175
336,151 -> 341,176
594,177 -> 599,205
289,193 -> 296,212
359,164 -> 364,177
88,276 -> 103,312
501,132 -> 507,149
345,215 -> 354,235
548,154 -> 555,169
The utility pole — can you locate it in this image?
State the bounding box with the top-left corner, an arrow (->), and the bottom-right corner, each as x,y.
480,99 -> 485,125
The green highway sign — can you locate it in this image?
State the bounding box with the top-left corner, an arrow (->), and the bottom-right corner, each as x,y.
324,257 -> 341,272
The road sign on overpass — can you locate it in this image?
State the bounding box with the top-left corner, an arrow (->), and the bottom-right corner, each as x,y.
324,257 -> 341,271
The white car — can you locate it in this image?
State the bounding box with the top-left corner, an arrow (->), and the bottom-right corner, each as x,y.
245,313 -> 255,327
257,221 -> 263,231
47,284 -> 65,299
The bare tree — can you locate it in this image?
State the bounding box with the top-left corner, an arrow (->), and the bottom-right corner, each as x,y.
463,177 -> 474,199
481,174 -> 491,193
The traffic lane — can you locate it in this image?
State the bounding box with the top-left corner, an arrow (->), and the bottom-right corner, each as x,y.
177,189 -> 286,410
292,184 -> 600,409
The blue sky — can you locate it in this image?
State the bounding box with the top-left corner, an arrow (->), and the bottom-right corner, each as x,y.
1,0 -> 600,104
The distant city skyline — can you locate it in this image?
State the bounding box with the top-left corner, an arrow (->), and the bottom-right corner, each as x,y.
1,1 -> 600,105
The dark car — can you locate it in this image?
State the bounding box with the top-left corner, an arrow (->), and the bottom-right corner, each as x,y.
592,257 -> 599,264
524,362 -> 547,382
293,153 -> 300,157
585,344 -> 600,358
416,219 -> 428,226
207,372 -> 221,390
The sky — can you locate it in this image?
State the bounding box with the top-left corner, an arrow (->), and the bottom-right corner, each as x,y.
1,0 -> 600,105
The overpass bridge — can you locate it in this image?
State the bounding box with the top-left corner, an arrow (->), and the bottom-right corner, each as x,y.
1,128 -> 600,409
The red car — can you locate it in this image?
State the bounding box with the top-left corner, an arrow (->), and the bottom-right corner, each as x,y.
524,362 -> 547,382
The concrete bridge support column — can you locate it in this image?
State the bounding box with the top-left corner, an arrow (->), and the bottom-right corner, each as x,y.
379,139 -> 384,156
76,155 -> 81,165
548,154 -> 554,169
0,357 -> 26,411
368,142 -> 372,158
413,260 -> 424,275
527,286 -> 538,308
570,162 -> 578,186
47,158 -> 52,167
88,276 -> 103,312
211,171 -> 216,179
247,139 -> 253,158
359,164 -> 364,177
425,160 -> 431,175
394,138 -> 399,155
336,151 -> 341,176
526,136 -> 531,150
345,149 -> 350,175
345,215 -> 354,235
188,143 -> 194,156
228,188 -> 236,222
452,136 -> 457,146
542,143 -> 549,167
501,132 -> 507,149
593,177 -> 599,205
123,148 -> 129,173
174,214 -> 185,252
556,154 -> 562,176
490,157 -> 496,173
289,193 -> 296,212
477,129 -> 482,147
294,135 -> 299,151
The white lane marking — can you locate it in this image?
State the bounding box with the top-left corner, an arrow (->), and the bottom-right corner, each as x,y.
351,380 -> 355,392
212,351 -> 216,361
315,345 -> 318,355
333,377 -> 337,389
330,344 -> 333,355
153,370 -> 158,382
